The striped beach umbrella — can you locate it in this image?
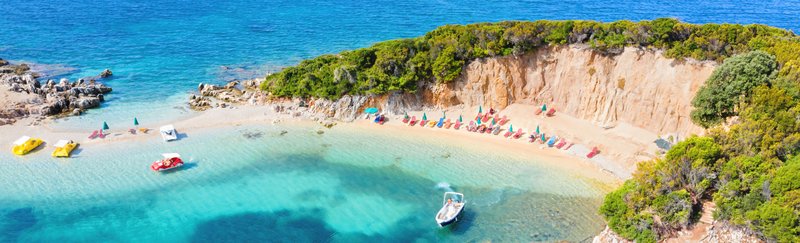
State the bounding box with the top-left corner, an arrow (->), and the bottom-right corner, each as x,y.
102,121 -> 109,130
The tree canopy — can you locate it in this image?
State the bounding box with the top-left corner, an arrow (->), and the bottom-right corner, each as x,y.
261,18 -> 799,100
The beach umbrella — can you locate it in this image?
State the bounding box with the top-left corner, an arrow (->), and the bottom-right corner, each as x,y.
508,124 -> 513,132
476,119 -> 481,125
541,104 -> 547,112
442,111 -> 446,119
478,106 -> 482,114
491,118 -> 496,125
541,133 -> 546,142
134,117 -> 139,126
423,113 -> 427,120
364,107 -> 379,114
458,115 -> 463,122
102,121 -> 109,130
536,125 -> 540,134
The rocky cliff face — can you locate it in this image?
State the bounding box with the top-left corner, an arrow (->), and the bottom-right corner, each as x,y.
425,45 -> 716,136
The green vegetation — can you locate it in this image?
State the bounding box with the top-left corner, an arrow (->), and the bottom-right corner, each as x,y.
261,18 -> 798,100
690,51 -> 778,127
601,47 -> 800,241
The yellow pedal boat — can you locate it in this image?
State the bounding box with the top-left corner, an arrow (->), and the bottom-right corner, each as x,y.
12,136 -> 43,155
52,140 -> 78,157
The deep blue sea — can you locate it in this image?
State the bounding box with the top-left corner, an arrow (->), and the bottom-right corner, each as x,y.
1,0 -> 800,242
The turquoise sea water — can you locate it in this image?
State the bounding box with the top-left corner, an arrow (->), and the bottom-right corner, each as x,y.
2,0 -> 800,241
1,123 -> 609,241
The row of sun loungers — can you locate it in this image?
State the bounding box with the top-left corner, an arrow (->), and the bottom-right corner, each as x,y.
396,109 -> 599,158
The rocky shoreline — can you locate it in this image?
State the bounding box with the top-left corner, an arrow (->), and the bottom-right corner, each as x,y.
0,58 -> 113,125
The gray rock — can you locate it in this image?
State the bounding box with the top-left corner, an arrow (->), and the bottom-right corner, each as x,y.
71,108 -> 82,116
74,97 -> 100,109
99,69 -> 113,78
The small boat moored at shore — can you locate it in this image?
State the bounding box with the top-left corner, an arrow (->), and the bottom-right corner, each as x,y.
52,140 -> 78,157
160,125 -> 178,142
436,192 -> 465,227
12,136 -> 43,155
150,153 -> 184,172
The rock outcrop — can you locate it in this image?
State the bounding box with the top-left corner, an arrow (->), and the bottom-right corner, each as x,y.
190,79 -> 266,111
0,60 -> 113,125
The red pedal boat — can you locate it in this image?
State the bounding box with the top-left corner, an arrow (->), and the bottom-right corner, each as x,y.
151,153 -> 184,171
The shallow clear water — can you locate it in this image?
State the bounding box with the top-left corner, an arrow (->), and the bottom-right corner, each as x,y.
2,0 -> 799,241
1,124 -> 608,241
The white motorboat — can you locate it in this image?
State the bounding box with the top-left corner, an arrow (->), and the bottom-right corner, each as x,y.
435,192 -> 465,227
160,124 -> 178,142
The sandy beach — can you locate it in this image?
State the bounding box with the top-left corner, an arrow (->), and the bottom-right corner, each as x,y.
0,100 -> 655,184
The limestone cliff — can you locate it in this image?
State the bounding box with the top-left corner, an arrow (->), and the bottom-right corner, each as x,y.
425,45 -> 716,137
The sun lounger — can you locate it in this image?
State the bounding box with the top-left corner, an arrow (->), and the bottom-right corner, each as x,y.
453,120 -> 462,130
481,113 -> 490,122
546,108 -> 556,117
492,125 -> 501,135
88,130 -> 99,139
498,115 -> 509,125
555,138 -> 567,149
139,128 -> 150,133
419,119 -> 428,127
503,129 -> 513,137
402,115 -> 410,123
564,143 -> 574,150
547,135 -> 558,146
436,118 -> 444,128
477,125 -> 487,133
409,116 -> 418,126
528,133 -> 539,143
444,119 -> 452,129
98,131 -> 106,139
587,147 -> 600,158
513,129 -> 525,139
129,129 -> 137,134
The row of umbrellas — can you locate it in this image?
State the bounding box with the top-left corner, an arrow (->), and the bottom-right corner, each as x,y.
100,117 -> 139,131
366,105 -> 547,133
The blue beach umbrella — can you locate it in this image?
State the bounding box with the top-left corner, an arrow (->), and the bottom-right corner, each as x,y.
478,106 -> 482,114
364,107 -> 379,114
422,113 -> 427,120
536,125 -> 540,134
508,124 -> 513,132
102,121 -> 109,130
491,118 -> 496,125
477,119 -> 481,125
458,115 -> 463,122
442,111 -> 446,119
541,133 -> 547,142
541,104 -> 547,112
134,117 -> 139,126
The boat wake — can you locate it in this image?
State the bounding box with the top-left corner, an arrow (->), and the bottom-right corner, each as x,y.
436,182 -> 454,192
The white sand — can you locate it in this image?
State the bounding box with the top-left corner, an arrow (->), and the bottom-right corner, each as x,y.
1,102 -> 645,184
